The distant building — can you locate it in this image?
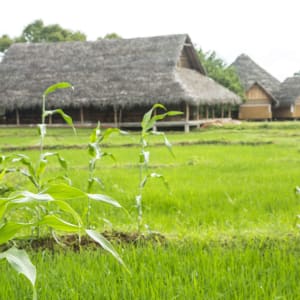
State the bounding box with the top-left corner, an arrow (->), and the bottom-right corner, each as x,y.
273,75 -> 300,119
0,34 -> 240,130
231,54 -> 280,120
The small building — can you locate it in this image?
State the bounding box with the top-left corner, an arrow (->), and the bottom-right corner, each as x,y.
0,34 -> 240,130
231,54 -> 280,120
273,76 -> 300,119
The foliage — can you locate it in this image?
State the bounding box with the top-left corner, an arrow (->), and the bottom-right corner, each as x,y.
0,35 -> 13,53
17,19 -> 86,43
136,104 -> 182,232
198,48 -> 245,100
0,83 -> 126,299
98,33 -> 122,40
0,20 -> 87,53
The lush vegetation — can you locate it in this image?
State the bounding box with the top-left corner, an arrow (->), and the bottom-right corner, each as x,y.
1,122 -> 300,298
198,49 -> 244,99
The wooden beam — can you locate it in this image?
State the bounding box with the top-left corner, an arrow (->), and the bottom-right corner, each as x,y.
212,107 -> 215,119
49,114 -> 52,124
221,104 -> 224,119
80,106 -> 84,124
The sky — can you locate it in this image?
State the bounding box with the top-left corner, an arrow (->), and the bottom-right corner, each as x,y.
0,0 -> 299,81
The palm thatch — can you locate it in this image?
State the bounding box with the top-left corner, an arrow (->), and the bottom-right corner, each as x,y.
275,76 -> 300,107
0,34 -> 240,112
231,54 -> 280,103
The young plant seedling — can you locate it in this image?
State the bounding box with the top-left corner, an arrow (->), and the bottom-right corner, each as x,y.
136,103 -> 182,232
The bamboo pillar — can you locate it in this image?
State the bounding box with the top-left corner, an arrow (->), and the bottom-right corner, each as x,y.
221,104 -> 224,119
196,105 -> 200,129
113,105 -> 118,127
205,106 -> 209,119
16,108 -> 20,126
80,106 -> 84,124
185,103 -> 190,133
119,109 -> 122,128
228,104 -> 232,118
212,106 -> 215,119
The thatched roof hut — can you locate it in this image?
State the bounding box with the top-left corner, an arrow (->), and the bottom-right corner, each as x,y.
0,34 -> 240,112
231,54 -> 281,120
275,76 -> 300,107
231,54 -> 280,102
272,75 -> 300,119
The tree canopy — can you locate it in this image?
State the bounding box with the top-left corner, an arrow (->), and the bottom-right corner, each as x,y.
97,33 -> 122,40
0,35 -> 14,52
0,20 -> 86,53
18,19 -> 87,43
198,49 -> 244,99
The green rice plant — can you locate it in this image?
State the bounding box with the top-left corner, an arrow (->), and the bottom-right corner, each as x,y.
136,104 -> 182,232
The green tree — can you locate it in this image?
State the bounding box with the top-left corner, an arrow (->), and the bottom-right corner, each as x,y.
19,19 -> 86,43
97,33 -> 122,40
0,34 -> 13,52
198,49 -> 244,99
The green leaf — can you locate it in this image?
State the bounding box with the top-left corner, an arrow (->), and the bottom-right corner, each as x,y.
10,191 -> 53,204
0,222 -> 28,245
86,229 -> 129,272
53,200 -> 83,226
45,183 -> 87,201
0,247 -> 36,289
43,82 -> 73,97
141,104 -> 166,131
41,152 -> 68,170
87,193 -> 121,208
150,172 -> 169,189
39,215 -> 81,233
45,109 -> 76,134
0,200 -> 8,219
151,131 -> 174,157
0,168 -> 7,180
12,154 -> 35,178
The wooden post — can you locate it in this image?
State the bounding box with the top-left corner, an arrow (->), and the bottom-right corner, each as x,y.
113,105 -> 118,127
16,108 -> 20,126
221,104 -> 224,119
196,105 -> 200,129
205,106 -> 209,119
228,104 -> 232,118
80,106 -> 84,124
118,109 -> 122,128
49,115 -> 52,124
212,106 -> 215,119
185,103 -> 190,133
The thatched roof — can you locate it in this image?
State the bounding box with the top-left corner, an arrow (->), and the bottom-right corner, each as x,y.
0,34 -> 240,111
275,76 -> 300,107
231,54 -> 280,103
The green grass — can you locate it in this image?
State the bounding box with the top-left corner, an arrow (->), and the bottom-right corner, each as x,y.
1,239 -> 300,299
1,122 -> 300,299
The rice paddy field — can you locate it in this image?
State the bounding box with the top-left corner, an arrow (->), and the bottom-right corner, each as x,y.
1,122 -> 300,299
